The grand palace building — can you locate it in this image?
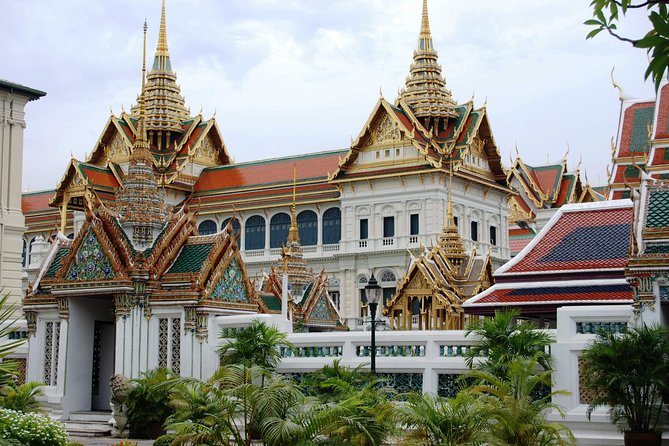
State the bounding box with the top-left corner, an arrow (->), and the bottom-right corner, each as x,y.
11,1 -> 669,432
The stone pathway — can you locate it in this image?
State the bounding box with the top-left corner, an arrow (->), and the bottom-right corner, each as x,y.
68,437 -> 154,446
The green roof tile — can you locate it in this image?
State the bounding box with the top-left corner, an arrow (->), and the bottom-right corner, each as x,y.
646,190 -> 669,228
631,107 -> 654,153
261,294 -> 282,312
45,247 -> 70,278
645,244 -> 669,254
168,243 -> 214,274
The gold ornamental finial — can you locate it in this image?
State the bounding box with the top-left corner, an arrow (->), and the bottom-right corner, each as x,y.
287,163 -> 300,244
157,0 -> 169,57
421,0 -> 431,39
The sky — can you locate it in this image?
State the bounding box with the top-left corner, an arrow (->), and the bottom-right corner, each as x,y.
3,0 -> 657,192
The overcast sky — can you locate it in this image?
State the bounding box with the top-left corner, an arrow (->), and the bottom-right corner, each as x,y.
3,0 -> 656,192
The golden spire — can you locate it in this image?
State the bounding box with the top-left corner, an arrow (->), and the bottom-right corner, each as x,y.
131,0 -> 190,142
398,0 -> 457,124
420,0 -> 432,49
287,163 -> 300,244
156,0 -> 169,59
438,169 -> 466,266
133,19 -> 152,162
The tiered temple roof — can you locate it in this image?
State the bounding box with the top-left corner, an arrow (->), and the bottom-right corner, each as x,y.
464,200 -> 634,318
383,194 -> 493,330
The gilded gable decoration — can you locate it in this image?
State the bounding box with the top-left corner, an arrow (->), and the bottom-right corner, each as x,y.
107,133 -> 130,162
193,136 -> 217,165
375,115 -> 402,144
65,229 -> 116,281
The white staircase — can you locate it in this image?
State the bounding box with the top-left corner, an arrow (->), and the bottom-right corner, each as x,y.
62,411 -> 113,437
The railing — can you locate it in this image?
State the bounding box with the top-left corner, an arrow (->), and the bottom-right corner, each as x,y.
322,244 -> 340,252
575,321 -> 627,334
356,345 -> 426,357
409,235 -> 418,244
382,237 -> 395,246
358,240 -> 368,248
245,249 -> 265,258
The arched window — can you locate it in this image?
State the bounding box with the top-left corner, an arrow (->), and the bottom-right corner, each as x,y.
198,220 -> 217,235
67,233 -> 74,239
297,210 -> 317,246
245,215 -> 266,250
471,221 -> 479,242
322,207 -> 341,244
222,218 -> 241,237
21,239 -> 27,267
269,213 -> 291,248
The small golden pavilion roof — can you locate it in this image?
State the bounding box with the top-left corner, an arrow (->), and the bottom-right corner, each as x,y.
397,0 -> 458,121
131,0 -> 190,136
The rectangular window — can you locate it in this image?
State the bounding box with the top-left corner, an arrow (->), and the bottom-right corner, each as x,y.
383,216 -> 395,238
410,214 -> 419,235
454,216 -> 458,228
490,225 -> 497,246
330,291 -> 340,310
360,219 -> 368,240
471,221 -> 478,242
159,317 -> 181,374
383,287 -> 395,307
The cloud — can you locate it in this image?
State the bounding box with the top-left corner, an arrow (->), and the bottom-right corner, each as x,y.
2,0 -> 656,191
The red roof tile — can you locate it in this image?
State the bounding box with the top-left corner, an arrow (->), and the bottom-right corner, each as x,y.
79,165 -> 120,189
503,204 -> 633,274
194,151 -> 344,193
22,191 -> 54,213
474,284 -> 632,305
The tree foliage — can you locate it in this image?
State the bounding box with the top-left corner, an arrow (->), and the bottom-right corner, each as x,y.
580,324 -> 669,432
586,0 -> 669,90
464,309 -> 554,378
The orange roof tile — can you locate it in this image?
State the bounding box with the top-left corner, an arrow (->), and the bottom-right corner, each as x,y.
22,191 -> 55,213
194,151 -> 344,193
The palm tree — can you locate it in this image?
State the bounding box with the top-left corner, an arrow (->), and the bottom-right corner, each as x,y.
467,355 -> 574,446
218,320 -> 292,372
0,381 -> 44,413
316,377 -> 398,446
396,391 -> 489,446
580,324 -> 668,435
465,309 -> 554,377
302,360 -> 371,402
0,290 -> 28,387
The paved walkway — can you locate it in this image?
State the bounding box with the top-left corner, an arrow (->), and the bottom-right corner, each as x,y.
68,437 -> 154,445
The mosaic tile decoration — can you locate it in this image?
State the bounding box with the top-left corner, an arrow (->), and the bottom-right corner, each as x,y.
211,259 -> 248,302
67,229 -> 115,281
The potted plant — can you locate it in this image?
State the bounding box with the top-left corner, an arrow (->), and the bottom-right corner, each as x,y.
580,324 -> 668,446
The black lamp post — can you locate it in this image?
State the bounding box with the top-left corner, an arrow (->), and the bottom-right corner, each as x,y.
363,272 -> 382,373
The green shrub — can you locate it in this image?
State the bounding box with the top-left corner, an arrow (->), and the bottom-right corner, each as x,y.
0,409 -> 68,446
153,434 -> 176,446
0,439 -> 25,446
66,443 -> 84,446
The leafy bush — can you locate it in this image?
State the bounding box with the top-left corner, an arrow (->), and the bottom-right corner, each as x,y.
0,439 -> 25,446
66,443 -> 84,446
126,368 -> 176,438
153,434 -> 176,446
0,408 -> 68,446
0,382 -> 45,413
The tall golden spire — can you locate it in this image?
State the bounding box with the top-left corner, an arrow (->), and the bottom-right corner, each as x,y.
134,19 -> 151,160
438,170 -> 466,266
154,0 -> 170,70
398,0 -> 457,126
287,164 -> 300,244
131,0 -> 190,146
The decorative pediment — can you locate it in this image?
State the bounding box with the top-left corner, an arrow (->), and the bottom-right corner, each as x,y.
192,134 -> 218,165
306,292 -> 333,321
372,115 -> 402,145
106,132 -> 131,163
209,259 -> 251,303
64,228 -> 117,281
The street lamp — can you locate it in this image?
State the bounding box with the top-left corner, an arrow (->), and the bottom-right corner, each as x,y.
363,272 -> 382,373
